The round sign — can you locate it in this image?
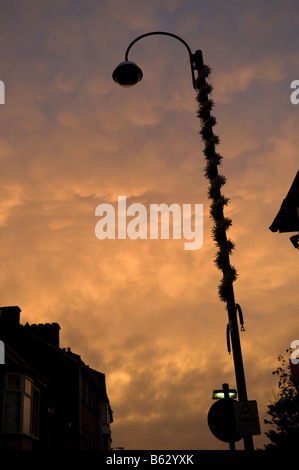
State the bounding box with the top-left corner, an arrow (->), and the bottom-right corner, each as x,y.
208,399 -> 242,443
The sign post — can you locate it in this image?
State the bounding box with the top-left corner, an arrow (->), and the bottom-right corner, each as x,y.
208,384 -> 241,450
208,384 -> 260,450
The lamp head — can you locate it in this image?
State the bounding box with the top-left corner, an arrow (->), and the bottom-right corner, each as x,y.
112,61 -> 143,88
212,389 -> 237,400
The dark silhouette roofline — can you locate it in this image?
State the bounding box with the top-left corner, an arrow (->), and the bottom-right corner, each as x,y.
269,170 -> 299,233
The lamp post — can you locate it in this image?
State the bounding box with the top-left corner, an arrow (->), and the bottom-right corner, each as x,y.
112,31 -> 255,451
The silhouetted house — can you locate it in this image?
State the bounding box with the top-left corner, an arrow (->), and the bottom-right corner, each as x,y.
0,306 -> 113,450
269,170 -> 299,248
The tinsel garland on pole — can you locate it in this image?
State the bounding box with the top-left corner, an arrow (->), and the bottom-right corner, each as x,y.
195,63 -> 238,304
193,53 -> 255,450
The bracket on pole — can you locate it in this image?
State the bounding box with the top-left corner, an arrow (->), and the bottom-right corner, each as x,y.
227,304 -> 246,353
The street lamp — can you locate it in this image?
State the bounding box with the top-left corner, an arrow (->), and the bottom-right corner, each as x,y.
212,387 -> 237,400
112,31 -> 255,451
112,61 -> 143,88
112,31 -> 198,89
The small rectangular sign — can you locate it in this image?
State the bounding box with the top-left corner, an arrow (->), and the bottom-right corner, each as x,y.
234,400 -> 261,436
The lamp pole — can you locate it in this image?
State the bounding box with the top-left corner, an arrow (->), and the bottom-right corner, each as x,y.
194,49 -> 254,452
112,32 -> 254,451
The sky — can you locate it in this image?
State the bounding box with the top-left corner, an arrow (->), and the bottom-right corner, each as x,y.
0,0 -> 298,451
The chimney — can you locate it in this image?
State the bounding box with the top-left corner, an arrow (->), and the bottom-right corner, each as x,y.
0,306 -> 21,331
24,322 -> 60,347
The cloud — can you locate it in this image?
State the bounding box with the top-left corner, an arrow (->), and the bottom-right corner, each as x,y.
212,55 -> 288,105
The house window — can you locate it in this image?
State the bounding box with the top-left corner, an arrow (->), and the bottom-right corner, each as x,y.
3,373 -> 40,437
23,377 -> 32,435
4,374 -> 21,432
31,387 -> 40,437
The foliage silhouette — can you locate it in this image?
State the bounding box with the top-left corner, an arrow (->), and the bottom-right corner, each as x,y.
264,350 -> 299,450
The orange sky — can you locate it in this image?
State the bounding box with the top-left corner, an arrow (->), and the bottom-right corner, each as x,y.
0,0 -> 299,450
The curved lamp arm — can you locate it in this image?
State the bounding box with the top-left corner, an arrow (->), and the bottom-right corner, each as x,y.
125,31 -> 193,59
114,31 -> 201,89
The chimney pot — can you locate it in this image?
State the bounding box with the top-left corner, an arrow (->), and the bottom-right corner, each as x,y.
24,321 -> 60,347
0,306 -> 21,330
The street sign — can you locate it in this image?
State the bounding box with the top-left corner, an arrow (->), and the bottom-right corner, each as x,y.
234,400 -> 261,437
208,399 -> 242,443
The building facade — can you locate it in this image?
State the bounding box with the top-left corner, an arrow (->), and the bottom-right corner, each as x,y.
0,306 -> 113,450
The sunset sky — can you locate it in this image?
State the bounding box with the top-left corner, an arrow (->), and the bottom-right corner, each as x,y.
0,0 -> 298,450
